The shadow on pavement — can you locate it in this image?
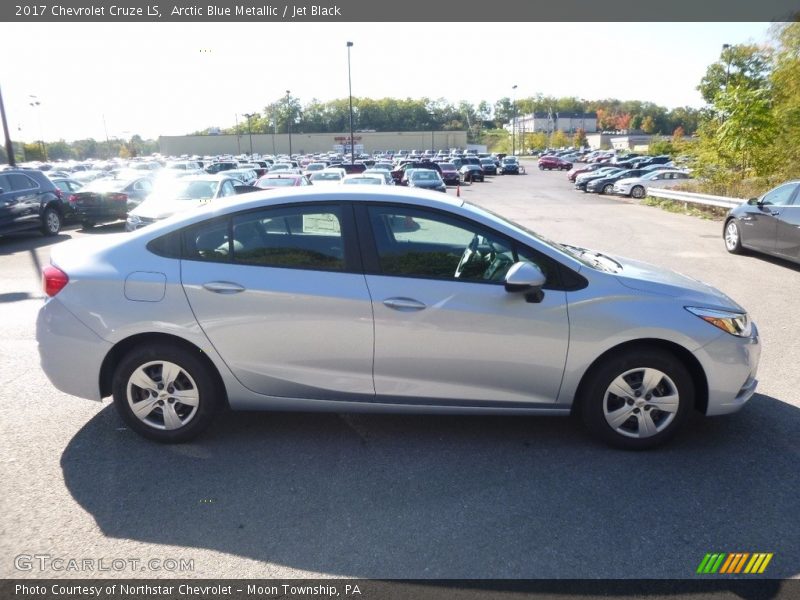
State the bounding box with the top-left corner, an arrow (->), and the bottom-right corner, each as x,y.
61,394 -> 799,579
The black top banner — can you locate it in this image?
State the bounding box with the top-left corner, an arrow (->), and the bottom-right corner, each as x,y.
2,0 -> 800,22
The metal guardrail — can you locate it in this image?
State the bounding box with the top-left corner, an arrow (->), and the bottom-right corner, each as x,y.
646,188 -> 744,209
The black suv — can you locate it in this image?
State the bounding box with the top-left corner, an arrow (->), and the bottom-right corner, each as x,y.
0,169 -> 65,237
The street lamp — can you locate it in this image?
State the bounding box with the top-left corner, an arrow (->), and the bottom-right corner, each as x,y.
286,90 -> 292,157
28,95 -> 46,161
243,112 -> 255,156
428,111 -> 435,153
722,43 -> 732,90
346,41 -> 355,164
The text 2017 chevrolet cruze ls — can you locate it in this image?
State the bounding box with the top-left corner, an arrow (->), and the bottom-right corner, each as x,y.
37,187 -> 760,449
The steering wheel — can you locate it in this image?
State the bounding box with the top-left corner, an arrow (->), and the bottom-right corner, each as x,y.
454,234 -> 481,278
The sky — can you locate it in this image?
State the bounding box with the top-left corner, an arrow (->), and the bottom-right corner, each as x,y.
0,21 -> 773,143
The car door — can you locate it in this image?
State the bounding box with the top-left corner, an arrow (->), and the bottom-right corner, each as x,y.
359,203 -> 569,406
180,202 -> 375,400
744,183 -> 799,253
774,185 -> 800,261
6,173 -> 42,229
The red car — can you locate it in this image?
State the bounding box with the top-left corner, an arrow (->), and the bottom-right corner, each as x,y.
538,156 -> 573,171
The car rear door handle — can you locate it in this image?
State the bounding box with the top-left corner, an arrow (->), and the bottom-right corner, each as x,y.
383,297 -> 427,311
203,281 -> 245,294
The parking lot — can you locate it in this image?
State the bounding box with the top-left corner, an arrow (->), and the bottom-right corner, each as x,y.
1,163 -> 798,579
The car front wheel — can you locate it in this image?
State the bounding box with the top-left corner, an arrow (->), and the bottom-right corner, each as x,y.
631,185 -> 646,199
112,343 -> 222,443
579,348 -> 693,450
724,219 -> 744,254
602,184 -> 614,195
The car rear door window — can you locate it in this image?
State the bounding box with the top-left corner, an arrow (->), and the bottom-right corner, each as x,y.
8,174 -> 38,191
231,205 -> 345,271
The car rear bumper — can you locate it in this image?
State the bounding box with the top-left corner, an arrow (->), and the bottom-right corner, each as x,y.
36,298 -> 111,401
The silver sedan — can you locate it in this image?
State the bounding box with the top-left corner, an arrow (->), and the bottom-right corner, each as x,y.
37,187 -> 760,449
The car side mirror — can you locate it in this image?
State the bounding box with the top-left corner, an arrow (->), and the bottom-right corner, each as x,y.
504,262 -> 547,303
747,197 -> 759,206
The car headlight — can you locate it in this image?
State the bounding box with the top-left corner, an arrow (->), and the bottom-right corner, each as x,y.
685,307 -> 752,337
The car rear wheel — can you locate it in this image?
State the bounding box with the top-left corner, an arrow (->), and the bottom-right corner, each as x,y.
41,207 -> 62,236
579,348 -> 693,450
631,186 -> 646,199
724,219 -> 744,254
112,343 -> 222,443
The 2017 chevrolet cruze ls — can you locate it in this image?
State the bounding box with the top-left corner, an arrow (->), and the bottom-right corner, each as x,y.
37,187 -> 760,449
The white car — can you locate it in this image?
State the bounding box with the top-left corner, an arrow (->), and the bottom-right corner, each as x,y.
126,175 -> 239,231
309,168 -> 346,186
613,170 -> 693,199
575,167 -> 621,185
341,174 -> 387,185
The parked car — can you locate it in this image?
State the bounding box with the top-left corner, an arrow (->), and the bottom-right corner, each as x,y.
71,175 -> 154,228
538,156 -> 573,171
567,162 -> 611,182
612,170 -> 693,199
459,164 -> 485,183
223,169 -> 258,185
363,169 -> 395,185
126,175 -> 239,231
498,157 -> 520,175
309,168 -> 346,186
586,169 -> 650,195
575,168 -> 625,192
723,180 -> 800,265
438,163 -> 461,185
254,174 -> 310,190
342,174 -> 387,185
406,169 -> 447,192
37,186 -> 760,449
0,169 -> 65,236
480,158 -> 498,176
391,161 -> 442,185
49,177 -> 84,221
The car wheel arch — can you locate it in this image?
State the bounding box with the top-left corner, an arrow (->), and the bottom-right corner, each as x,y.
570,338 -> 709,417
99,332 -> 229,409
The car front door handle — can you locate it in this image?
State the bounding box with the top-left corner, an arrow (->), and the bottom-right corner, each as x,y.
383,297 -> 427,311
203,281 -> 246,294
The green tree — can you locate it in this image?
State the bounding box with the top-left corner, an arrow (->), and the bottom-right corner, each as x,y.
641,116 -> 656,134
698,44 -> 772,104
769,21 -> 800,180
549,130 -> 569,148
573,128 -> 587,148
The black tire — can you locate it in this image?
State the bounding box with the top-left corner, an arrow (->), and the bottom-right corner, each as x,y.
724,219 -> 744,254
538,165 -> 544,170
112,343 -> 223,443
40,206 -> 62,236
602,183 -> 614,195
631,185 -> 645,199
578,347 -> 693,450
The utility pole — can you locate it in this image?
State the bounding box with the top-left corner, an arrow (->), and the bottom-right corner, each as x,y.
0,85 -> 16,166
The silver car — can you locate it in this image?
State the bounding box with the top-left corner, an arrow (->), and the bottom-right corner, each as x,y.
37,187 -> 760,449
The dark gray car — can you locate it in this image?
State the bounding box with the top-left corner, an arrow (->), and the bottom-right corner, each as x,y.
724,180 -> 800,265
0,169 -> 64,237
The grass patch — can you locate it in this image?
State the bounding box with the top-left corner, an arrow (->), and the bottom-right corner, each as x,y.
641,197 -> 728,221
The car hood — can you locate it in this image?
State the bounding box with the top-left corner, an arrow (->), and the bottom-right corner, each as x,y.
613,255 -> 743,311
130,198 -> 207,219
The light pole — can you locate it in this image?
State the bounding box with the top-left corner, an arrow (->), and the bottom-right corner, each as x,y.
28,95 -> 46,161
286,90 -> 293,157
346,41 -> 355,164
0,85 -> 16,166
511,85 -> 518,157
243,112 -> 255,156
722,43 -> 732,90
234,113 -> 242,155
428,111 -> 435,153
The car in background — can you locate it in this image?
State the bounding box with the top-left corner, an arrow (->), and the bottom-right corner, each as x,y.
70,175 -> 154,228
538,156 -> 573,171
391,161 -> 442,185
342,174 -> 387,186
0,170 -> 65,236
406,169 -> 447,192
568,162 -> 616,182
126,175 -> 239,231
205,161 -> 238,174
303,162 -> 328,179
363,169 -> 394,185
498,157 -> 520,175
612,170 -> 693,199
575,168 -> 625,192
438,163 -> 460,186
37,186 -> 760,449
723,180 -> 800,265
223,169 -> 258,185
480,158 -> 498,176
254,174 -> 310,190
586,169 -> 650,195
49,177 -> 85,221
309,168 -> 346,186
459,164 -> 485,183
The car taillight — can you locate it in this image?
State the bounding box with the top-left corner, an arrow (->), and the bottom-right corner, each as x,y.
110,193 -> 128,202
54,188 -> 64,200
42,265 -> 69,297
68,194 -> 78,204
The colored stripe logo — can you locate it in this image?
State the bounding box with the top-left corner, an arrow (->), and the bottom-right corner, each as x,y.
696,553 -> 773,574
